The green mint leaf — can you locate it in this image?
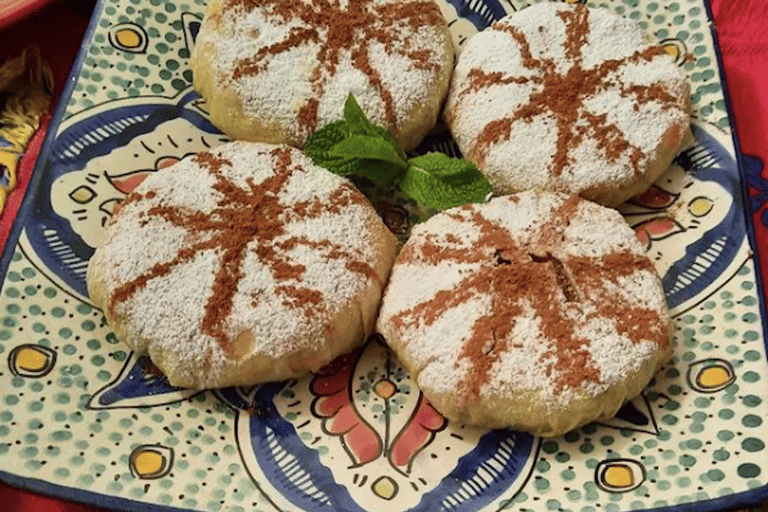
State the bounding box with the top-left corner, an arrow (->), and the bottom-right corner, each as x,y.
354,159 -> 404,187
328,135 -> 408,170
305,95 -> 408,186
373,125 -> 407,160
304,120 -> 359,176
305,119 -> 347,153
343,93 -> 379,136
304,127 -> 403,185
343,94 -> 406,160
399,152 -> 493,210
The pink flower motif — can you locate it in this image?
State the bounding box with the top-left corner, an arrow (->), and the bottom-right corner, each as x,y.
633,217 -> 685,249
310,350 -> 383,467
389,394 -> 447,473
629,184 -> 679,210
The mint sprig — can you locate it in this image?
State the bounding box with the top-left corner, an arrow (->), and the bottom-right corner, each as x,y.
304,94 -> 492,211
400,153 -> 492,208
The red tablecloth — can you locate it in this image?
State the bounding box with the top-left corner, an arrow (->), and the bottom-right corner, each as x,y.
0,0 -> 766,510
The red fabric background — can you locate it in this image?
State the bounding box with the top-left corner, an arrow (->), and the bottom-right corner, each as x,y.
0,0 -> 96,249
0,3 -> 110,510
0,0 -> 766,510
710,0 -> 768,302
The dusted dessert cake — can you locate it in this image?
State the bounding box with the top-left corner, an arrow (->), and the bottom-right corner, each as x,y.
191,0 -> 454,151
444,2 -> 692,207
88,141 -> 398,388
377,191 -> 673,436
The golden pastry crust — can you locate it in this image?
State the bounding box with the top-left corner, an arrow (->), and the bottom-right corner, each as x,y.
377,191 -> 673,436
443,3 -> 692,208
88,141 -> 397,388
190,0 -> 454,151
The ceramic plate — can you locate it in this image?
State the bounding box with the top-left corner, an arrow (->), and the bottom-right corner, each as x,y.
1,0 -> 767,511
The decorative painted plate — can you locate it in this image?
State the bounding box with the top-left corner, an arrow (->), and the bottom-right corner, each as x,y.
1,0 -> 767,511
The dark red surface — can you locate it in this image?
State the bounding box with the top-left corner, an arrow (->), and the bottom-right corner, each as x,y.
711,0 -> 768,308
0,0 -> 58,31
0,0 -> 97,250
0,0 -> 766,510
0,2 -> 110,510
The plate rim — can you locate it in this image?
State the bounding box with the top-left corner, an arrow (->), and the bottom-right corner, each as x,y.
1,0 -> 768,511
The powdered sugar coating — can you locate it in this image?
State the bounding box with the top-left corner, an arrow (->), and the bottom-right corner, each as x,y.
191,0 -> 453,150
444,3 -> 691,207
377,191 -> 672,434
88,141 -> 397,388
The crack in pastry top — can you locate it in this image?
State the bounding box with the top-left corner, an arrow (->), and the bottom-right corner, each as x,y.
446,3 -> 690,193
103,143 -> 382,374
203,0 -> 448,142
381,193 -> 670,409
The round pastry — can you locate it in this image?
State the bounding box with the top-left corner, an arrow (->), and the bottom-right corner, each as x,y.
190,0 -> 454,151
443,3 -> 692,208
376,191 -> 673,436
87,141 -> 398,389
